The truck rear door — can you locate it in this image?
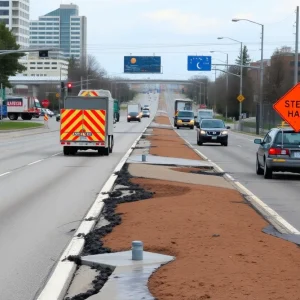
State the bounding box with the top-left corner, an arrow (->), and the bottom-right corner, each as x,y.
60,109 -> 106,142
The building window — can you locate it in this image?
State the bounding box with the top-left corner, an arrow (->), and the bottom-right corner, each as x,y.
0,1 -> 9,7
0,10 -> 9,16
0,18 -> 9,24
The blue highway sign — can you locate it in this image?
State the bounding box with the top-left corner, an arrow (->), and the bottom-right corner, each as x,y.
124,56 -> 161,73
187,56 -> 211,71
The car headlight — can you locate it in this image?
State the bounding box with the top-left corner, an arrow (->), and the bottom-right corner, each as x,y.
177,119 -> 182,123
128,115 -> 131,118
200,130 -> 206,135
190,120 -> 194,124
221,130 -> 228,135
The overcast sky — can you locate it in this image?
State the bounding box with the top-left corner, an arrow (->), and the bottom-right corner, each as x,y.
30,0 -> 299,81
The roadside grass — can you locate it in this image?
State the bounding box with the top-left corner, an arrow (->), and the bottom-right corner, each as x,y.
0,121 -> 43,130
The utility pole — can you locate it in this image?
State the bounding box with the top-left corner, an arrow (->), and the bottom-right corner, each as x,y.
225,53 -> 229,120
81,76 -> 83,89
214,69 -> 217,109
294,6 -> 299,85
239,43 -> 243,131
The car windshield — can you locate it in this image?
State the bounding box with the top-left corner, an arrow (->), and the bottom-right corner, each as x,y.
199,112 -> 212,118
178,111 -> 194,118
274,131 -> 300,145
143,110 -> 149,113
129,112 -> 138,116
201,119 -> 225,128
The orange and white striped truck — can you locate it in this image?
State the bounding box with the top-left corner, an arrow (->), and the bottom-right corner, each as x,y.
60,89 -> 114,156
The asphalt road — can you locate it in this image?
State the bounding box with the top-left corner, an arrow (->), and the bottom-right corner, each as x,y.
0,93 -> 158,300
165,91 -> 300,231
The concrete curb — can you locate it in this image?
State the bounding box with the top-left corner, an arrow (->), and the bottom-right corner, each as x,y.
175,132 -> 300,235
36,110 -> 157,300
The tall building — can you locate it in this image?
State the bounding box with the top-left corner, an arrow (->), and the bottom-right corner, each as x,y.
29,4 -> 87,66
19,51 -> 69,77
0,0 -> 30,48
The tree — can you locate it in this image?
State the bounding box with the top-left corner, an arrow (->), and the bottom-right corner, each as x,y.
212,45 -> 254,118
264,47 -> 293,104
0,22 -> 26,88
235,45 -> 251,71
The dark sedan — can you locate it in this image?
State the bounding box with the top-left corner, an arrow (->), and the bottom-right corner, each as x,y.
127,111 -> 141,122
196,118 -> 230,146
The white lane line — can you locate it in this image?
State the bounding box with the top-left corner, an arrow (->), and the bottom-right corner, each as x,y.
237,145 -> 242,147
36,98 -> 158,300
0,172 -> 11,177
171,107 -> 300,236
0,152 -> 62,178
27,159 -> 43,166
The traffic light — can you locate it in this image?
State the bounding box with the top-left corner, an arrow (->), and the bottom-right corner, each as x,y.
39,50 -> 48,58
61,82 -> 65,89
67,82 -> 72,93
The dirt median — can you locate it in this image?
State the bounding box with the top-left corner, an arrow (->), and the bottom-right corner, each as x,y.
102,96 -> 300,300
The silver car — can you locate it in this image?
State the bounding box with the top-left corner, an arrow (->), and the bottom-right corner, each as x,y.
254,127 -> 300,179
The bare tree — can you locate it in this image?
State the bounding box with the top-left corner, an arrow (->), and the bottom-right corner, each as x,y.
264,47 -> 293,104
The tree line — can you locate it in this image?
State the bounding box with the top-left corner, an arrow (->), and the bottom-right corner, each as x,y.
184,45 -> 297,119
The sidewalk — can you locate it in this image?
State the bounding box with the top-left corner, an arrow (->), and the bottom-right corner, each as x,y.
101,98 -> 300,299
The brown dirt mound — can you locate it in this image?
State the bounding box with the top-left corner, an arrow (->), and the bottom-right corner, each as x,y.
154,116 -> 170,125
148,128 -> 201,160
103,178 -> 300,300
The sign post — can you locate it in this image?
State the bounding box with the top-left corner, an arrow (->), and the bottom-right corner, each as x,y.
273,82 -> 300,132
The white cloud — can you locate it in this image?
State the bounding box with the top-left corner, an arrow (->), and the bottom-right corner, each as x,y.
143,9 -> 222,35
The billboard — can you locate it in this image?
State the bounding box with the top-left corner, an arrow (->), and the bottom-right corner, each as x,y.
124,56 -> 161,73
187,56 -> 211,71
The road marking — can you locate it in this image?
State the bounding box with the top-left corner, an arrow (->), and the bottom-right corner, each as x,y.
237,145 -> 242,147
0,172 -> 11,177
0,152 -> 62,179
36,97 -> 159,300
28,159 -> 43,166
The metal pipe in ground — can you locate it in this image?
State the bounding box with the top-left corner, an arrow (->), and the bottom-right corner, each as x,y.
132,241 -> 143,260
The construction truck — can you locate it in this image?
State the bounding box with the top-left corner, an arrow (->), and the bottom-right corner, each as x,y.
2,96 -> 40,120
114,99 -> 120,122
174,99 -> 193,126
60,89 -> 114,156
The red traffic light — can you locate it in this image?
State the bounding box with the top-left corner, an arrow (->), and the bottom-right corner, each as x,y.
67,83 -> 72,88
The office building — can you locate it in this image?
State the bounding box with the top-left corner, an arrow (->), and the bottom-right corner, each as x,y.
29,4 -> 87,66
20,51 -> 69,77
0,0 -> 30,47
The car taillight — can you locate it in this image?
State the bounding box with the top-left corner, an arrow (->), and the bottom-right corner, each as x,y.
268,148 -> 290,155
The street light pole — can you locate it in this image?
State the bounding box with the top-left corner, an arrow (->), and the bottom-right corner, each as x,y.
295,6 -> 299,85
210,50 -> 229,119
218,37 -> 243,129
232,18 -> 264,134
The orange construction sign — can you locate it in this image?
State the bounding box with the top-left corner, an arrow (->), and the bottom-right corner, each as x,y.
60,109 -> 106,142
44,114 -> 49,121
273,82 -> 300,132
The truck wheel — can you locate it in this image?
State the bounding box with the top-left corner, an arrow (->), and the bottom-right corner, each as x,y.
63,146 -> 70,156
9,113 -> 18,120
109,136 -> 114,153
103,147 -> 109,156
